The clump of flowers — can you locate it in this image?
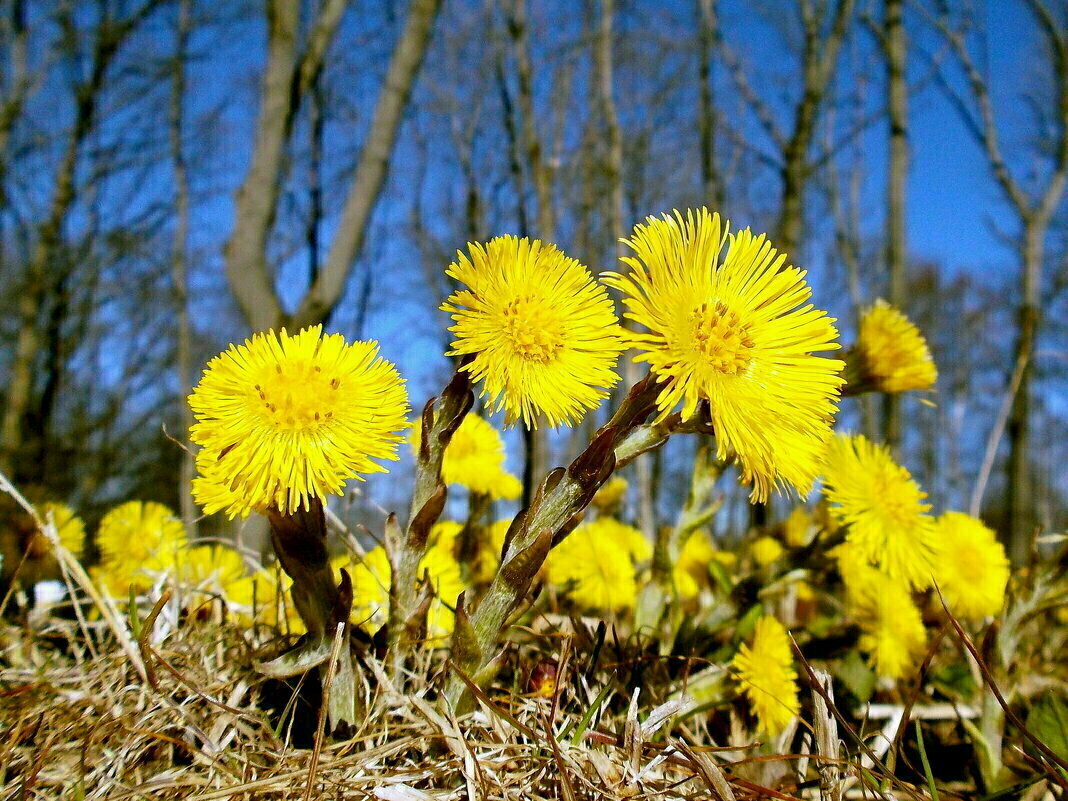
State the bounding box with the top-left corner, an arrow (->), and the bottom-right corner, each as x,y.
336,542 -> 462,639
442,235 -> 625,428
189,325 -> 410,517
94,501 -> 186,595
411,414 -> 520,500
604,208 -> 845,501
821,433 -> 936,589
731,615 -> 800,736
933,512 -> 1009,619
849,300 -> 938,393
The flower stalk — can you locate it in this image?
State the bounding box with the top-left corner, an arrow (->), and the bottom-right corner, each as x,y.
387,367 -> 472,675
445,375 -> 665,710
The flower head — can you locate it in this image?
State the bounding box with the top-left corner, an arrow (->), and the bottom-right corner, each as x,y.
821,434 -> 936,589
604,209 -> 844,501
751,535 -> 785,567
41,502 -> 86,556
546,518 -> 647,610
783,506 -> 816,548
411,414 -> 521,500
852,300 -> 937,393
189,325 -> 410,517
442,236 -> 624,428
96,501 -> 186,594
854,571 -> 927,680
933,512 -> 1009,619
731,615 -> 800,736
592,476 -> 629,513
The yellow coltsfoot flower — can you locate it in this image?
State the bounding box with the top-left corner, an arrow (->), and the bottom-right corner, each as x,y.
933,512 -> 1009,619
851,300 -> 937,393
821,433 -> 937,590
751,535 -> 785,567
850,567 -> 928,680
731,615 -> 800,736
604,209 -> 844,501
411,414 -> 521,500
96,501 -> 187,595
442,236 -> 624,428
545,518 -> 648,610
189,325 -> 410,517
40,502 -> 86,556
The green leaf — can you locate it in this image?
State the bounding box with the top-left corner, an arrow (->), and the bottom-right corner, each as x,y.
837,649 -> 876,704
1025,693 -> 1068,763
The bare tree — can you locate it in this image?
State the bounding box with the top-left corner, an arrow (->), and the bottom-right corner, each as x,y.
933,0 -> 1068,562
225,0 -> 443,332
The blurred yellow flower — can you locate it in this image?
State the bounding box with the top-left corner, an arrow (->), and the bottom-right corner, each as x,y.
179,544 -> 247,593
189,325 -> 410,517
337,543 -> 462,639
41,502 -> 85,556
96,501 -> 186,594
783,506 -> 815,548
546,519 -> 647,610
751,535 -> 785,567
854,300 -> 937,393
731,615 -> 800,736
677,528 -> 716,584
604,209 -> 844,501
933,512 -> 1009,619
854,572 -> 928,680
442,236 -> 624,428
821,434 -> 936,589
592,476 -> 629,512
411,415 -> 520,500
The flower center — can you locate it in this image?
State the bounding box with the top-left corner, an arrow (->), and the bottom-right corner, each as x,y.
500,297 -> 564,364
253,362 -> 340,433
690,301 -> 754,374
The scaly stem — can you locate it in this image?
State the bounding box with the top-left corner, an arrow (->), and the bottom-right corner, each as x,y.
446,376 -> 682,710
387,368 -> 472,677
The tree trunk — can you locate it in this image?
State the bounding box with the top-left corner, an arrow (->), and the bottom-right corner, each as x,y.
1006,220 -> 1042,564
882,0 -> 908,454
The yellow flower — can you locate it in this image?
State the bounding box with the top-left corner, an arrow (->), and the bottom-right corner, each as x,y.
592,476 -> 629,512
96,501 -> 186,594
854,573 -> 928,680
751,535 -> 785,567
337,543 -> 463,639
933,512 -> 1009,619
41,502 -> 85,556
731,615 -> 800,736
179,545 -> 247,593
546,519 -> 647,610
853,300 -> 937,393
189,325 -> 410,517
475,519 -> 514,583
411,415 -> 521,500
604,209 -> 844,501
783,506 -> 815,548
678,528 -> 716,581
821,434 -> 936,589
442,236 -> 625,428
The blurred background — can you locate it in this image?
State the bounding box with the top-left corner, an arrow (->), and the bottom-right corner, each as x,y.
0,0 -> 1064,561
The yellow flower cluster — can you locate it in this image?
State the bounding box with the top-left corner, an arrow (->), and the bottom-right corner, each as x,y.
933,512 -> 1009,619
40,502 -> 86,556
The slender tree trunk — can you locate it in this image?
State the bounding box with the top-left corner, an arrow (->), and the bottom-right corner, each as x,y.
882,0 -> 908,453
696,0 -> 723,209
1007,220 -> 1043,563
171,0 -> 196,536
